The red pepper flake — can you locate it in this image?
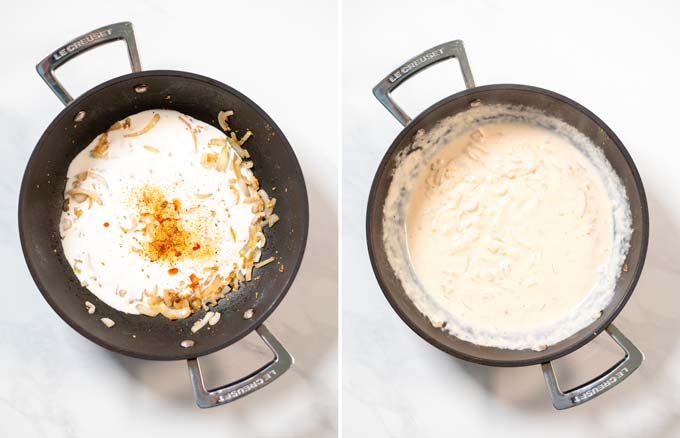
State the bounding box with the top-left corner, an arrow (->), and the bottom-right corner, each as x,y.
168,268 -> 179,275
192,243 -> 201,251
189,274 -> 200,288
103,222 -> 110,227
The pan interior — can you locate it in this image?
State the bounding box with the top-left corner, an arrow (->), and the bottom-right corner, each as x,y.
368,85 -> 648,366
19,71 -> 308,360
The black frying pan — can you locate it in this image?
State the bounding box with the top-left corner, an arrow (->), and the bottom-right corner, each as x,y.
367,40 -> 648,410
19,22 -> 308,408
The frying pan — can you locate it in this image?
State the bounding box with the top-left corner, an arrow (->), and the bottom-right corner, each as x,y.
367,40 -> 648,409
19,22 -> 308,408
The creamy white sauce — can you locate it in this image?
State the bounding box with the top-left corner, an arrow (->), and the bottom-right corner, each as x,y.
383,105 -> 632,351
60,109 -> 259,314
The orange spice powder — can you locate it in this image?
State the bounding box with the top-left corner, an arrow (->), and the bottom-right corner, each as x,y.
134,185 -> 211,263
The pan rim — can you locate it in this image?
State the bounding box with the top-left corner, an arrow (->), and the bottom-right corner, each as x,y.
19,70 -> 309,361
366,83 -> 649,367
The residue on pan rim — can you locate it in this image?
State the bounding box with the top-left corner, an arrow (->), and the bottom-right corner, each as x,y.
382,104 -> 632,351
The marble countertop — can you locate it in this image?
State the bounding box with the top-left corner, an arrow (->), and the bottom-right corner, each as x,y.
342,1 -> 680,437
0,1 -> 337,437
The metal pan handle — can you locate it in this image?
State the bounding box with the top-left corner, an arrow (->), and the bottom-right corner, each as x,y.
36,21 -> 142,106
372,40 -> 475,127
541,324 -> 643,410
187,324 -> 293,408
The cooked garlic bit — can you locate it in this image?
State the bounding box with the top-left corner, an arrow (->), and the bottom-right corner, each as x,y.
208,311 -> 221,326
85,301 -> 95,314
60,109 -> 279,321
100,317 -> 115,328
191,311 -> 213,333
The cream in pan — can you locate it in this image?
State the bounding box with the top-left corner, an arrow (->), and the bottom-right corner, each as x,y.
60,109 -> 278,320
383,105 -> 632,351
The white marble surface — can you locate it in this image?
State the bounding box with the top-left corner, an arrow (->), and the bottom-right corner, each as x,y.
342,1 -> 680,436
0,1 -> 337,437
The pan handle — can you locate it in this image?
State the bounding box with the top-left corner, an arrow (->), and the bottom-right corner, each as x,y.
541,324 -> 643,410
186,324 -> 293,408
36,21 -> 142,106
372,40 -> 475,127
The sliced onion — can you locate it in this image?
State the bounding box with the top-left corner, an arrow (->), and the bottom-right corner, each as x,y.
158,304 -> 191,320
136,303 -> 160,317
255,257 -> 275,269
218,110 -> 234,131
258,189 -> 270,207
90,133 -> 109,158
86,171 -> 109,190
229,185 -> 240,203
202,274 -> 223,297
108,117 -> 131,131
227,134 -> 250,159
239,130 -> 252,145
67,188 -> 103,206
216,147 -> 229,172
235,179 -> 248,200
124,113 -> 160,138
177,116 -> 198,151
